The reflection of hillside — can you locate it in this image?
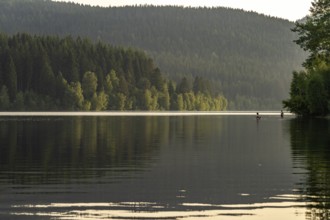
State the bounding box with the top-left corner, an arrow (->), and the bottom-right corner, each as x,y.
0,116 -> 169,184
290,118 -> 330,220
169,116 -> 224,144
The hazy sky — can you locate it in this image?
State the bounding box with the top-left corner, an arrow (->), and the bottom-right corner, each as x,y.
53,0 -> 313,21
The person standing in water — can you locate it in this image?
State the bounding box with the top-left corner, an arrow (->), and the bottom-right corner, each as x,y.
281,110 -> 284,118
256,112 -> 261,120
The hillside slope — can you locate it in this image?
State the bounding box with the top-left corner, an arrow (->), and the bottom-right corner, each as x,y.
0,0 -> 306,109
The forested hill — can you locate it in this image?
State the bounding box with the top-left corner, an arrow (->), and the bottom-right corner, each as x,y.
0,0 -> 306,109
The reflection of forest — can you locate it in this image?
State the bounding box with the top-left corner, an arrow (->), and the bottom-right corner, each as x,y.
0,116 -> 222,185
0,117 -> 167,184
290,118 -> 330,220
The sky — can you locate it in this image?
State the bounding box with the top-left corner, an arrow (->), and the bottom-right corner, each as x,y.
52,0 -> 313,21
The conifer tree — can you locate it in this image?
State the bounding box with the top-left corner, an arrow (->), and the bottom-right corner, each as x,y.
3,54 -> 17,101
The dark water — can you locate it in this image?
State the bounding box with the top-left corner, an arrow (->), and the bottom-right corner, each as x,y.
0,115 -> 329,219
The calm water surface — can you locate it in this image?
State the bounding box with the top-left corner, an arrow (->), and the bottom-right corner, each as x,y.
0,115 -> 329,219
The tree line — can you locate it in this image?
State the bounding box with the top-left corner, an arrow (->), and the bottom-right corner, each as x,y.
283,0 -> 330,116
0,0 -> 306,109
0,33 -> 227,111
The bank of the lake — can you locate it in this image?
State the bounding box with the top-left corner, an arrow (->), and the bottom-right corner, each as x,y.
0,111 -> 294,117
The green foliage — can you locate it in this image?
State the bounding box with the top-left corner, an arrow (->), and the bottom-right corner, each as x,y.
62,80 -> 84,110
143,89 -> 155,110
177,77 -> 191,94
92,91 -> 108,111
284,0 -> 330,116
158,84 -> 170,110
0,0 -> 306,109
176,94 -> 184,111
193,76 -> 210,95
283,71 -> 309,115
2,54 -> 17,101
82,71 -> 98,100
0,86 -> 10,110
0,33 -> 227,111
12,91 -> 25,110
292,0 -> 330,68
307,73 -> 328,115
115,93 -> 126,111
284,67 -> 330,116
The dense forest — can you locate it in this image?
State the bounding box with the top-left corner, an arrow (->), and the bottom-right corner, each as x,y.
0,0 -> 306,109
0,33 -> 227,111
283,0 -> 330,116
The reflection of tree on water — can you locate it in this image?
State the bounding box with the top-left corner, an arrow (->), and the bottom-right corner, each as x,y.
0,116 -> 222,186
0,116 -> 221,189
290,118 -> 330,220
169,116 -> 223,144
0,117 -> 169,184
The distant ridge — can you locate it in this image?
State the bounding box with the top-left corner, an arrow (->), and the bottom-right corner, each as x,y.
0,0 -> 306,109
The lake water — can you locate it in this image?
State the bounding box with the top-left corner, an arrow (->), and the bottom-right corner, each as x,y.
0,113 -> 329,219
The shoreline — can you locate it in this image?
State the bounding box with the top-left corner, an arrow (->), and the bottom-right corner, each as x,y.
0,111 -> 294,117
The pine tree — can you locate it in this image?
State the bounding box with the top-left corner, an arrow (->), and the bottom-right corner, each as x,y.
3,54 -> 17,101
82,71 -> 98,100
0,85 -> 10,110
